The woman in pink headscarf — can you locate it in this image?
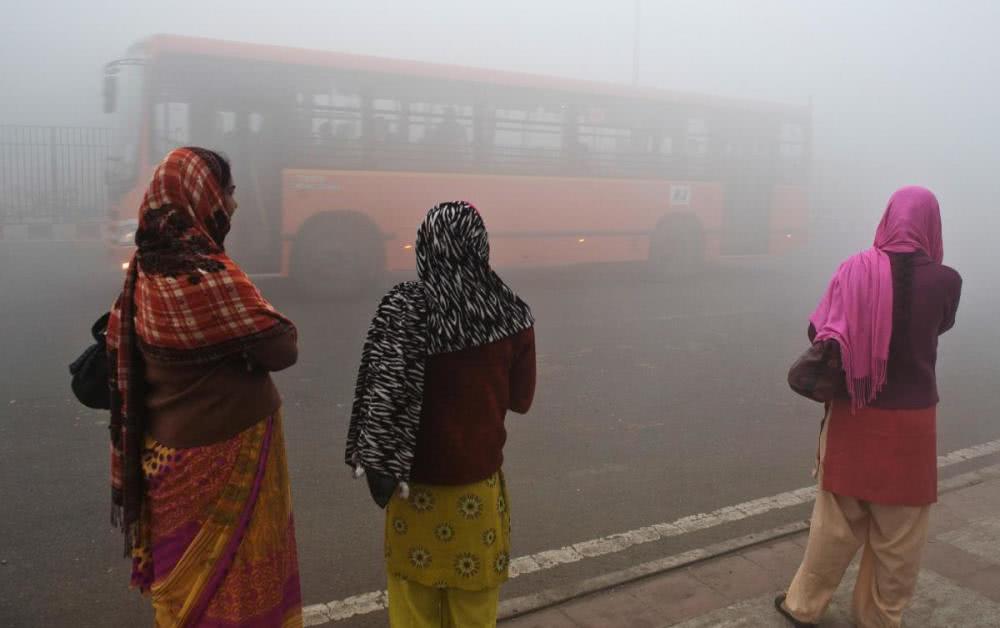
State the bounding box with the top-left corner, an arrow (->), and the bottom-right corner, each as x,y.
776,187 -> 962,628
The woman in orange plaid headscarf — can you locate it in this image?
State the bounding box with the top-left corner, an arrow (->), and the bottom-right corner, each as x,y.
107,147 -> 303,627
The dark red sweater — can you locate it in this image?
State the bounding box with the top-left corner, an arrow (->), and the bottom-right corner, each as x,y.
810,253 -> 961,409
409,326 -> 536,485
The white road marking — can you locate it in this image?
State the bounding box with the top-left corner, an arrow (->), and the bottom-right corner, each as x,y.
303,437 -> 1000,626
306,591 -> 387,624
937,439 -> 1000,466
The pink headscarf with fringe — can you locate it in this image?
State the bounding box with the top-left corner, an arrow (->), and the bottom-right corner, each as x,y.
810,186 -> 944,409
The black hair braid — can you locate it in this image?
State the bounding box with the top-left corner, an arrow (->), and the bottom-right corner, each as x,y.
889,252 -> 916,360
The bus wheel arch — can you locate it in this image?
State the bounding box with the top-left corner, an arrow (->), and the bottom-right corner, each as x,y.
290,210 -> 386,300
648,212 -> 706,276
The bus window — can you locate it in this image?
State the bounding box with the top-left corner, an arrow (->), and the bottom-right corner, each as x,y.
489,103 -> 563,174
408,102 -> 472,145
525,107 -> 563,150
660,136 -> 674,155
106,61 -> 144,196
686,117 -> 709,156
578,107 -> 631,177
430,107 -> 470,145
364,96 -> 410,169
630,128 -> 656,154
685,116 -> 710,177
153,101 -> 190,157
779,122 -> 804,158
248,112 -> 263,135
369,98 -> 403,143
405,101 -> 473,169
578,107 -> 623,153
215,111 -> 237,137
311,92 -> 361,142
779,121 -> 806,181
290,78 -> 366,168
407,108 -> 428,144
493,108 -> 523,148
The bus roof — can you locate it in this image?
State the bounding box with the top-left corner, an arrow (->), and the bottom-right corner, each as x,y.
139,34 -> 808,116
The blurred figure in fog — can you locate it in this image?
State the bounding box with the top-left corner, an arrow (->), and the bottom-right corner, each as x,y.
106,147 -> 302,627
776,187 -> 962,628
346,201 -> 536,628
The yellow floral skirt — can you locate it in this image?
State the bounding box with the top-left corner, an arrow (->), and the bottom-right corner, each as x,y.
385,471 -> 511,591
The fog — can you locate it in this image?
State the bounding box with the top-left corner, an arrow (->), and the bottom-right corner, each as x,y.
3,2 -> 1000,625
4,2 -> 999,266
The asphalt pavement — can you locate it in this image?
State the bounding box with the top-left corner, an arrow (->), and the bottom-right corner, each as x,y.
1,241 -> 998,627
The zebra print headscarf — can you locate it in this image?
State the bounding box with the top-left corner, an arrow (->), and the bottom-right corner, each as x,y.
417,201 -> 535,354
346,201 -> 534,507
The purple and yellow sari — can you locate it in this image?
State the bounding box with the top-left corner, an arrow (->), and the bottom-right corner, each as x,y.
131,413 -> 302,627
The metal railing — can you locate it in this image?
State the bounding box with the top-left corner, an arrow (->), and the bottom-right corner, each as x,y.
0,125 -> 111,224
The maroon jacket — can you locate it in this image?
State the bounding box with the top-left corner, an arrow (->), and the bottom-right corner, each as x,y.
409,326 -> 536,485
810,252 -> 961,409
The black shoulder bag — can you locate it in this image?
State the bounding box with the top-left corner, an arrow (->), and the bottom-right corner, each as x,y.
69,312 -> 112,410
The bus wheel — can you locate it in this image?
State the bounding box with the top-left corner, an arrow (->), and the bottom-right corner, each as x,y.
648,213 -> 705,277
291,212 -> 385,300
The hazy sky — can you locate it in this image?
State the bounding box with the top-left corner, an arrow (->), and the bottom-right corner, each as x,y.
3,1 -> 999,253
4,1 -> 998,122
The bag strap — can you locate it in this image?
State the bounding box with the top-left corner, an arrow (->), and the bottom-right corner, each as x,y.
91,311 -> 111,342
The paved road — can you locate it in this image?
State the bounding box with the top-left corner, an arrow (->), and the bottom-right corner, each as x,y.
1,241 -> 998,627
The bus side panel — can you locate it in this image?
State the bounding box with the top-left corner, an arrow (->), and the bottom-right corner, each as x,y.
281,170 -> 724,271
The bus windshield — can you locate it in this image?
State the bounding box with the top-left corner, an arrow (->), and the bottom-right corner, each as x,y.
105,60 -> 144,198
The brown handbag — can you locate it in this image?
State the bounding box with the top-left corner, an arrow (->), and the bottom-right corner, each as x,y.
787,339 -> 848,403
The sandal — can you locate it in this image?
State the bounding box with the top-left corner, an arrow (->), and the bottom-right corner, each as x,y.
774,594 -> 818,627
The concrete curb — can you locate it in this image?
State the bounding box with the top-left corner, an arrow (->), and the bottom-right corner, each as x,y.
498,522 -> 809,622
497,462 -> 1000,623
300,444 -> 1000,626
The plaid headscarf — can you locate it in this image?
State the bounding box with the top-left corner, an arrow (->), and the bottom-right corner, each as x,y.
106,147 -> 292,549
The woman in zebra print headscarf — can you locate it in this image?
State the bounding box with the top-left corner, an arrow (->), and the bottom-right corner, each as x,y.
347,201 -> 536,627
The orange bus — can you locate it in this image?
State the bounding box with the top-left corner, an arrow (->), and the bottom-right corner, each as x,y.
102,35 -> 810,297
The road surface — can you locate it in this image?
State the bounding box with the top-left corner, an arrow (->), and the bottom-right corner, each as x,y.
1,241 -> 997,627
